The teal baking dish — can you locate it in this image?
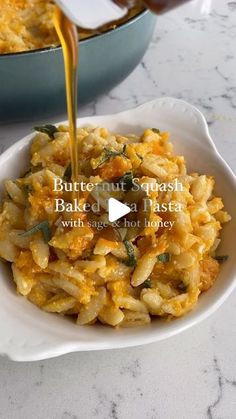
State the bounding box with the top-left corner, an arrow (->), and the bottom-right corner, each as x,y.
0,10 -> 156,122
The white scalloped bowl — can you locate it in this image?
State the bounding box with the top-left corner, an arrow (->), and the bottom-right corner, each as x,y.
0,97 -> 236,361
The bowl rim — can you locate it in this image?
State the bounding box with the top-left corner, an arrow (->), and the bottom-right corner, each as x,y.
0,9 -> 150,59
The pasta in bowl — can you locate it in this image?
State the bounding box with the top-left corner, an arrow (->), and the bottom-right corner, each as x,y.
0,98 -> 235,360
0,123 -> 231,327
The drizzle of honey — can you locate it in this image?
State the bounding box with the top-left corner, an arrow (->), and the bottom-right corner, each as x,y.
53,7 -> 79,190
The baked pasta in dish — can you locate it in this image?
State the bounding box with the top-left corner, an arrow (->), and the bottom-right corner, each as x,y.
0,125 -> 231,327
0,0 -> 144,54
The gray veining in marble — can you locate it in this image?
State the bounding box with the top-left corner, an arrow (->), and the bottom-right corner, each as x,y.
0,0 -> 236,418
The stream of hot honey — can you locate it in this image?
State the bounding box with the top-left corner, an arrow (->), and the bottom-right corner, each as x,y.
54,7 -> 79,190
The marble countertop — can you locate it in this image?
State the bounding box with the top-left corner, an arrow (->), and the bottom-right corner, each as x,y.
0,0 -> 236,418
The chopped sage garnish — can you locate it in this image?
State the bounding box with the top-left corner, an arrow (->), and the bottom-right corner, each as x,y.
34,124 -> 58,139
152,128 -> 160,134
157,253 -> 171,263
20,220 -> 51,243
214,255 -> 229,263
118,171 -> 134,191
123,240 -> 137,267
94,145 -> 127,169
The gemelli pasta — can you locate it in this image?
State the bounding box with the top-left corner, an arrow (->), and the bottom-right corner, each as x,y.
0,125 -> 231,327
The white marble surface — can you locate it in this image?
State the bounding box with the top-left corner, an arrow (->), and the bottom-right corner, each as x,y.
0,0 -> 236,418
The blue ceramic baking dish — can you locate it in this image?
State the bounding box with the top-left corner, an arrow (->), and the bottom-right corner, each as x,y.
0,10 -> 156,122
